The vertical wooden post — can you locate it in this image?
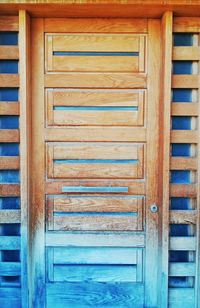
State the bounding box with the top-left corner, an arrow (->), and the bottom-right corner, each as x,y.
31,18 -> 46,307
145,19 -> 161,308
159,11 -> 173,308
19,10 -> 31,308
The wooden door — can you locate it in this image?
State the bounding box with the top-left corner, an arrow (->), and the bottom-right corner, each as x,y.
31,18 -> 161,308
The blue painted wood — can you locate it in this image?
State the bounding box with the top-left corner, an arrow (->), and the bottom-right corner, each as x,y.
0,60 -> 18,73
0,143 -> 19,156
0,223 -> 20,236
173,61 -> 193,75
0,170 -> 20,183
53,51 -> 139,56
171,170 -> 190,184
0,262 -> 21,276
0,197 -> 20,209
0,88 -> 18,101
170,197 -> 191,210
171,144 -> 191,157
172,89 -> 192,102
0,32 -> 18,45
0,116 -> 19,129
0,236 -> 20,250
46,282 -> 144,308
169,250 -> 189,262
54,106 -> 138,111
173,33 -> 194,46
55,159 -> 138,164
62,186 -> 128,193
170,224 -> 194,237
0,287 -> 21,308
172,116 -> 191,130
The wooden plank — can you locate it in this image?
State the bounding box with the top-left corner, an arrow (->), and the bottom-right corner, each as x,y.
52,215 -> 141,231
172,75 -> 199,89
51,196 -> 143,212
44,18 -> 148,33
53,265 -> 137,282
173,47 -> 200,61
0,46 -> 19,60
0,74 -> 19,87
159,12 -> 173,308
171,103 -> 198,116
170,184 -> 197,197
171,130 -> 198,143
0,102 -> 19,115
169,262 -> 196,276
0,288 -> 21,308
170,157 -> 197,170
174,17 -> 200,32
0,184 -> 20,196
52,34 -> 140,52
170,237 -> 196,250
145,19 -> 160,308
0,209 -> 21,223
0,262 -> 21,276
19,10 -> 31,308
0,16 -> 19,31
46,282 -> 144,308
45,127 -> 146,142
52,247 -> 138,265
46,233 -> 145,247
0,236 -> 20,250
170,210 -> 197,224
0,156 -> 20,169
169,288 -> 195,308
44,73 -> 147,89
0,129 -> 19,142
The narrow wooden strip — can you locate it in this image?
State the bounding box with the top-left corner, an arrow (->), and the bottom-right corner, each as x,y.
170,237 -> 196,250
46,233 -> 145,247
173,47 -> 200,61
174,17 -> 200,32
169,288 -> 195,308
0,16 -> 19,31
0,184 -> 20,196
171,130 -> 198,143
172,75 -> 199,89
53,247 -> 138,265
169,262 -> 196,277
170,184 -> 197,197
0,74 -> 19,87
0,129 -> 19,142
0,209 -> 21,223
0,262 -> 20,276
170,210 -> 197,224
44,73 -> 147,89
45,127 -> 146,142
170,157 -> 197,170
0,102 -> 19,115
0,288 -> 21,305
171,103 -> 198,116
0,156 -> 20,169
0,46 -> 19,60
0,236 -> 20,250
44,18 -> 148,33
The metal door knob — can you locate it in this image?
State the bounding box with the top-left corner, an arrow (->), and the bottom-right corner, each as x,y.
150,204 -> 158,213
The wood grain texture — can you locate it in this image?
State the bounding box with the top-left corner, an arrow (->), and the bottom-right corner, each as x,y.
0,129 -> 19,142
173,17 -> 200,32
171,130 -> 198,143
0,102 -> 19,115
171,103 -> 198,116
0,46 -> 19,59
170,157 -> 197,170
172,75 -> 199,88
173,47 -> 200,61
0,236 -> 20,250
0,288 -> 21,308
170,210 -> 197,224
0,16 -> 18,31
0,156 -> 19,169
0,209 -> 21,223
0,74 -> 19,87
169,262 -> 195,277
169,288 -> 195,308
170,237 -> 196,250
0,184 -> 20,196
170,184 -> 197,197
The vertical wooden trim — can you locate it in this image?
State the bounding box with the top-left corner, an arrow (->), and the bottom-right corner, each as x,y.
19,10 -> 31,308
145,19 -> 161,308
159,11 -> 173,308
31,18 -> 46,307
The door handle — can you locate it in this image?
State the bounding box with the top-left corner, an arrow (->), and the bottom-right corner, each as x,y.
150,204 -> 158,213
62,186 -> 128,193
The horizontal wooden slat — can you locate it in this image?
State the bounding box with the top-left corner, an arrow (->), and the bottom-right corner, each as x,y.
174,17 -> 200,32
0,236 -> 20,250
173,47 -> 200,61
172,75 -> 199,88
51,196 -> 142,212
169,288 -> 195,308
53,264 -> 137,282
171,103 -> 198,116
0,74 -> 19,87
0,46 -> 19,59
170,184 -> 197,197
0,262 -> 20,276
0,102 -> 19,115
170,157 -> 197,170
0,288 -> 21,308
170,210 -> 197,224
52,247 -> 139,265
0,16 -> 18,31
46,282 -> 144,307
44,18 -> 148,33
0,129 -> 19,142
46,233 -> 145,247
170,237 -> 196,250
45,127 -> 146,142
46,181 -> 145,195
0,184 -> 20,196
171,130 -> 198,143
0,156 -> 20,169
0,209 -> 21,223
169,262 -> 195,277
44,73 -> 147,88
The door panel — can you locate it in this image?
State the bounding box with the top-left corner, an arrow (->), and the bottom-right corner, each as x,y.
31,18 -> 160,308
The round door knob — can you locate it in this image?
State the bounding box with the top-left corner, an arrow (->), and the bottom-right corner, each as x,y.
150,204 -> 158,213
